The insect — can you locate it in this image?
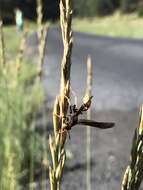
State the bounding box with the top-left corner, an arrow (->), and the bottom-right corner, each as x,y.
60,96 -> 115,134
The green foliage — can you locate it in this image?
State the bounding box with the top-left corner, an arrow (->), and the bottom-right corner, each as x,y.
0,5 -> 50,185
0,58 -> 45,188
94,0 -> 115,16
73,12 -> 143,38
73,0 -> 87,17
137,0 -> 143,16
120,0 -> 138,13
73,0 -> 120,17
1,0 -> 143,20
0,0 -> 59,21
111,0 -> 120,8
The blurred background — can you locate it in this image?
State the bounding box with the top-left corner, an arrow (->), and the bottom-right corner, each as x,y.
1,0 -> 143,38
1,0 -> 143,22
1,0 -> 143,190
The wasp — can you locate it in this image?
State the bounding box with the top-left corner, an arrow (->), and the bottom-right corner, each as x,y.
60,96 -> 115,134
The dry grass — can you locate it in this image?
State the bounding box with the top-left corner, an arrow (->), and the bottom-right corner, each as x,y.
49,0 -> 73,189
121,106 -> 143,190
86,56 -> 93,190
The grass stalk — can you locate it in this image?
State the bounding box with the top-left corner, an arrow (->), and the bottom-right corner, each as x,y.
0,20 -> 6,67
16,31 -> 27,76
59,0 -> 73,146
86,55 -> 93,190
36,0 -> 48,80
36,1 -> 49,189
37,0 -> 43,41
37,25 -> 48,79
29,120 -> 36,190
49,0 -> 73,189
41,107 -> 49,190
121,105 -> 143,190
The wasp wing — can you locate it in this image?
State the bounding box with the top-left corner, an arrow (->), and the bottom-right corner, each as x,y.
78,119 -> 115,129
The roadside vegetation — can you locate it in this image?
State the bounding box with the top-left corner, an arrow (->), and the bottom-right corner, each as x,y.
0,5 -> 47,188
3,21 -> 37,56
73,12 -> 143,38
4,12 -> 143,56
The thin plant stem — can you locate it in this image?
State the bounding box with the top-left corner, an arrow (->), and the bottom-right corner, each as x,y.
86,55 -> 93,190
37,25 -> 48,79
37,0 -> 43,41
0,20 -> 6,67
36,2 -> 49,188
59,0 -> 73,146
36,0 -> 48,80
16,31 -> 27,76
49,0 -> 73,189
121,105 -> 143,190
41,106 -> 49,190
29,113 -> 37,190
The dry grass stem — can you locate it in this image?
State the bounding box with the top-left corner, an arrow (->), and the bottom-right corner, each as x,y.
0,20 -> 6,67
53,96 -> 61,137
16,31 -> 27,75
37,0 -> 43,41
59,0 -> 73,123
86,55 -> 93,190
121,105 -> 143,190
37,25 -> 48,79
49,0 -> 73,189
36,0 -> 48,80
